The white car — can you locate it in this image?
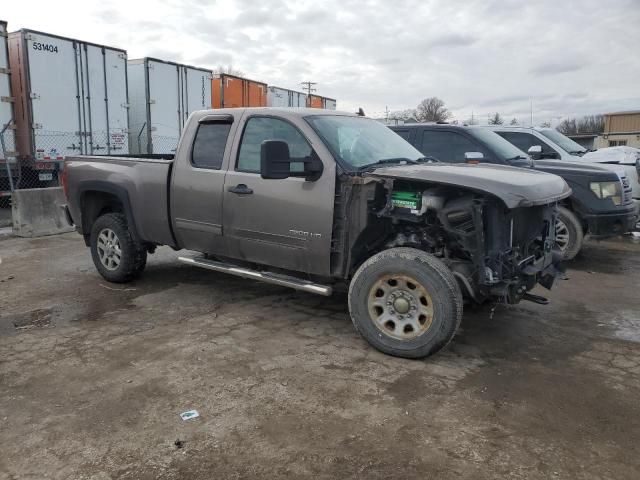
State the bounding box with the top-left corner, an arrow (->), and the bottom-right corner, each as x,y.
489,126 -> 640,210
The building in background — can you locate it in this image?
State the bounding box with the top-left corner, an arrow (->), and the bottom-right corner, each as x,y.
595,111 -> 640,149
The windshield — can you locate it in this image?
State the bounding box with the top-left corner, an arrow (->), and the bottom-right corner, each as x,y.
306,115 -> 424,169
468,127 -> 529,161
539,129 -> 587,154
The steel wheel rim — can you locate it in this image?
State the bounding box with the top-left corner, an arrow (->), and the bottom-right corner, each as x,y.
555,218 -> 570,252
97,228 -> 122,271
367,274 -> 434,340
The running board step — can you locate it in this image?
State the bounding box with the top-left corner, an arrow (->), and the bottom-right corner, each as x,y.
522,292 -> 549,305
177,256 -> 333,296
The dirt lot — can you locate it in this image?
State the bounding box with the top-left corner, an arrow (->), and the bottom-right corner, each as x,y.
1,232 -> 639,479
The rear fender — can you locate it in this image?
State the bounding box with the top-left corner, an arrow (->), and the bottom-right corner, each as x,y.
76,181 -> 140,244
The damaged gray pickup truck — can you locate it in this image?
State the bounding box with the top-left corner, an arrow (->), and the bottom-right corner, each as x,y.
63,108 -> 571,358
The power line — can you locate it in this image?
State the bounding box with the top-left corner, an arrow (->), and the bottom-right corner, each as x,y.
300,81 -> 317,96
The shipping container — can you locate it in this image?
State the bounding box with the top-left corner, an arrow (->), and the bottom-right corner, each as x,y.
1,20 -> 17,199
128,57 -> 212,154
308,94 -> 337,110
211,74 -> 267,108
8,28 -> 129,184
267,86 -> 307,108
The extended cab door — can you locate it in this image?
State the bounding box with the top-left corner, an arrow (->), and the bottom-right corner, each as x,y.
496,131 -> 560,160
222,114 -> 336,275
416,128 -> 491,163
170,113 -> 237,254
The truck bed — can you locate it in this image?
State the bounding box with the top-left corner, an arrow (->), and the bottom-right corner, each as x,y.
65,155 -> 176,246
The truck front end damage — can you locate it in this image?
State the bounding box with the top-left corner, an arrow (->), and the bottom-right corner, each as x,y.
435,195 -> 561,304
339,164 -> 572,306
379,182 -> 562,304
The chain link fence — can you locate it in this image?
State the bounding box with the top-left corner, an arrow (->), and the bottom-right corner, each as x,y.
1,128 -> 180,209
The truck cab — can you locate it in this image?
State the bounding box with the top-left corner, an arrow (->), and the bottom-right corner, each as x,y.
390,123 -> 637,259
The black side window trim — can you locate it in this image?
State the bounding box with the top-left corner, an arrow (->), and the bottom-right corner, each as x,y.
234,115 -> 314,174
419,128 -> 485,162
190,121 -> 232,170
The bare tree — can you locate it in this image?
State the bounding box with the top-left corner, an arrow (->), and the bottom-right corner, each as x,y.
488,112 -> 504,125
557,114 -> 604,135
539,121 -> 551,128
510,118 -> 519,125
389,109 -> 417,123
414,97 -> 451,123
577,114 -> 604,133
213,65 -> 245,77
557,118 -> 578,135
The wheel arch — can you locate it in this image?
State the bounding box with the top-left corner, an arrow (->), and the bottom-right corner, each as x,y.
77,181 -> 140,245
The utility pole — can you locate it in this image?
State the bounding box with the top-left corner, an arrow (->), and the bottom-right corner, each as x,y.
384,105 -> 390,124
300,81 -> 317,96
301,81 -> 317,107
530,99 -> 533,126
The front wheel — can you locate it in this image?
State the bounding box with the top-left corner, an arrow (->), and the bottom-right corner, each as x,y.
348,247 -> 463,359
555,206 -> 584,260
90,213 -> 147,283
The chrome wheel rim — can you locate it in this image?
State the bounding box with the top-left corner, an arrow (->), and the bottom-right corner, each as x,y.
367,274 -> 434,340
555,218 -> 570,252
97,228 -> 122,271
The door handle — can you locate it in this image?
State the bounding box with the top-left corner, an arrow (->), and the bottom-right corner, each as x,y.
228,184 -> 253,195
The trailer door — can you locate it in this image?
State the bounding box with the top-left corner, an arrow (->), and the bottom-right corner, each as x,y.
182,67 -> 211,125
103,49 -> 129,154
26,32 -> 83,157
82,44 -> 109,154
148,59 -> 180,153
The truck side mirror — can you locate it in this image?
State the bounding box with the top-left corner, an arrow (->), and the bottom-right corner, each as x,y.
464,151 -> 484,164
527,145 -> 543,159
261,140 -> 291,179
260,140 -> 324,181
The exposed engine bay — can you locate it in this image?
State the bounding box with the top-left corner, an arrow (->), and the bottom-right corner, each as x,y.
332,174 -> 564,304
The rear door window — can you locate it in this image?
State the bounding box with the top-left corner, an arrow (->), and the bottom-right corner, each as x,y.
191,123 -> 232,169
419,130 -> 482,163
394,129 -> 410,140
497,132 -> 556,157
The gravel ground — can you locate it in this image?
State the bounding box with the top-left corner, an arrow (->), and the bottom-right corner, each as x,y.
1,232 -> 639,479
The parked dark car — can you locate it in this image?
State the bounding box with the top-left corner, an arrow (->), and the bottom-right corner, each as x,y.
390,124 -> 636,259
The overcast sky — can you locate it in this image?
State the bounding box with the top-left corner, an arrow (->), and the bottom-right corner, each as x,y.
4,0 -> 640,124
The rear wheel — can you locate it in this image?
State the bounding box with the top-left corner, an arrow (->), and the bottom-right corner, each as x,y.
90,213 -> 147,283
555,206 -> 583,260
348,247 -> 463,359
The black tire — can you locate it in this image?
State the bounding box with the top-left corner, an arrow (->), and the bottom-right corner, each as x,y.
90,213 -> 147,283
348,247 -> 463,359
555,206 -> 583,260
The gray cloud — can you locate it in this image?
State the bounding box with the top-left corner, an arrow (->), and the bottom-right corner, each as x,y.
5,0 -> 639,124
530,60 -> 586,76
429,33 -> 476,48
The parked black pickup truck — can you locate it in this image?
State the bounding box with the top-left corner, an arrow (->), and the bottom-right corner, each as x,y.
62,108 -> 571,358
390,124 -> 636,259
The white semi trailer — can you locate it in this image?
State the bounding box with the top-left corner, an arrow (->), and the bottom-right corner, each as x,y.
8,28 -> 129,186
128,57 -> 212,154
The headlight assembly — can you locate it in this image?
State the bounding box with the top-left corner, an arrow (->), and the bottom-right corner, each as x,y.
590,181 -> 622,205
